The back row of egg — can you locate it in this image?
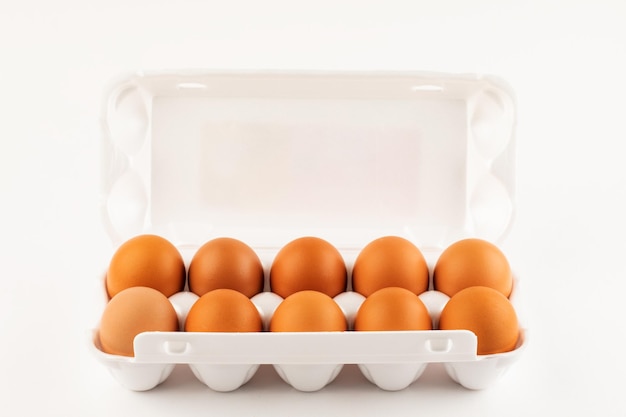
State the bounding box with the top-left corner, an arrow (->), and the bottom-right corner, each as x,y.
106,234 -> 513,300
99,235 -> 519,359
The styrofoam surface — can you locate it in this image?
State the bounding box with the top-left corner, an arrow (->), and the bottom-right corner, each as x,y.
92,71 -> 525,392
101,71 -> 516,250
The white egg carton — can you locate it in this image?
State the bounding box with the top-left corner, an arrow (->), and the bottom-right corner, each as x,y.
91,70 -> 527,392
90,265 -> 526,392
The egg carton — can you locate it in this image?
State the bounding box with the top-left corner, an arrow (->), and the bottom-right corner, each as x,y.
92,70 -> 526,392
89,250 -> 527,392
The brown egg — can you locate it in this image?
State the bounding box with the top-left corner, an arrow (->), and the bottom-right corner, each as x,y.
351,236 -> 429,297
184,288 -> 262,332
433,238 -> 512,297
439,286 -> 519,355
106,234 -> 186,298
188,237 -> 264,298
269,237 -> 347,298
269,290 -> 347,332
99,286 -> 179,357
354,287 -> 432,331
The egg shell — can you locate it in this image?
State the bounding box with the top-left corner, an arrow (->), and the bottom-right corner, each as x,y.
352,236 -> 429,297
184,289 -> 263,332
354,287 -> 432,331
438,286 -> 519,355
188,237 -> 264,298
106,234 -> 186,298
269,237 -> 347,298
98,286 -> 179,357
269,290 -> 347,332
433,238 -> 513,298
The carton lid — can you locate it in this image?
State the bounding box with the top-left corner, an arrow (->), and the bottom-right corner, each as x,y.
101,71 -> 515,251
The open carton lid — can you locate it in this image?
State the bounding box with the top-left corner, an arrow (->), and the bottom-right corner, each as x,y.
101,71 -> 516,253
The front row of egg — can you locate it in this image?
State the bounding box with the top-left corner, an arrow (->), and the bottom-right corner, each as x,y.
98,235 -> 519,358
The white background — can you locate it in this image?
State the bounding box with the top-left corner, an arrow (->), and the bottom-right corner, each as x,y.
1,0 -> 625,415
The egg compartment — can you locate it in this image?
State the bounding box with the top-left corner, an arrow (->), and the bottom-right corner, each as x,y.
89,246 -> 527,392
93,71 -> 525,392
